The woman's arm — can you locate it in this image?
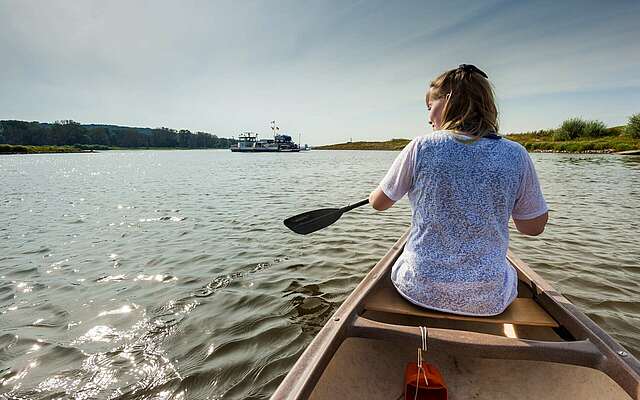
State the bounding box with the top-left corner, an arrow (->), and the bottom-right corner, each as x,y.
369,187 -> 396,211
512,149 -> 548,236
513,212 -> 548,236
371,138 -> 420,211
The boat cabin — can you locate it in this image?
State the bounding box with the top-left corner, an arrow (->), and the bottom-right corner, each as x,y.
236,132 -> 258,150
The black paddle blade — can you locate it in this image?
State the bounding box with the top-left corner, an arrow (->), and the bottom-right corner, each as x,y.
283,208 -> 343,235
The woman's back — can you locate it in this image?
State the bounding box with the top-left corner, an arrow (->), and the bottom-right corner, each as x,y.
369,65 -> 548,316
381,131 -> 547,315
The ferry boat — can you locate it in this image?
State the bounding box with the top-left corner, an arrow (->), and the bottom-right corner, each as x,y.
230,132 -> 300,152
230,122 -> 301,152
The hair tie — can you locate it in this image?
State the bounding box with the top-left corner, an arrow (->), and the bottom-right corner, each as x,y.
458,64 -> 488,79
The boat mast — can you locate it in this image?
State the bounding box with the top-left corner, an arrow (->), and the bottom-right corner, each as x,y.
271,120 -> 281,150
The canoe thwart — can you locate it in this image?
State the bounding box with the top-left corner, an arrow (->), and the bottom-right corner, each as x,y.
364,285 -> 559,328
350,316 -> 603,369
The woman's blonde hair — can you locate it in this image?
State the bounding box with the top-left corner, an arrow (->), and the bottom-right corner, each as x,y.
427,65 -> 498,136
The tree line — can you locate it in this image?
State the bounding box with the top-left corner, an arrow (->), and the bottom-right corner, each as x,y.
0,120 -> 237,149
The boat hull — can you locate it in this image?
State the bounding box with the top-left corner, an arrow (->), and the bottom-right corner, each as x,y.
230,147 -> 300,152
310,337 -> 630,399
271,231 -> 640,400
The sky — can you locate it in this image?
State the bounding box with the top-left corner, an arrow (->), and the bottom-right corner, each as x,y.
1,0 -> 639,145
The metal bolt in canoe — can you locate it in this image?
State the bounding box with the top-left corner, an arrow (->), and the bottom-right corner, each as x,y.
271,231 -> 640,400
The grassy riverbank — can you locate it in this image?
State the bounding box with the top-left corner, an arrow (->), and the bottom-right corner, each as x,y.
316,126 -> 640,153
505,126 -> 640,153
0,144 -> 94,154
0,144 -> 220,154
315,138 -> 409,151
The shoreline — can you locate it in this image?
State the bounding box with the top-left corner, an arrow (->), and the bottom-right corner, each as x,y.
0,145 -> 230,154
525,149 -> 640,155
314,133 -> 640,154
0,145 -> 94,154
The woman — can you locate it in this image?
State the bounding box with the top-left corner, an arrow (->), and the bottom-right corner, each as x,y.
369,64 -> 548,316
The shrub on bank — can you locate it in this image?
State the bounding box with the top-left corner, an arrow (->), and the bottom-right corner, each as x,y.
627,113 -> 640,139
558,118 -> 587,139
556,117 -> 612,140
552,130 -> 571,141
583,120 -> 608,137
523,129 -> 556,136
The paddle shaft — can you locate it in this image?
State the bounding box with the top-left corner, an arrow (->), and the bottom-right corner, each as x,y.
339,198 -> 369,213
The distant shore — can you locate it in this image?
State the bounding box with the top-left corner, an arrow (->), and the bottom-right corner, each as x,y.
0,120 -> 236,153
314,139 -> 409,151
315,127 -> 640,154
0,144 -> 95,154
503,126 -> 640,153
0,144 -> 227,154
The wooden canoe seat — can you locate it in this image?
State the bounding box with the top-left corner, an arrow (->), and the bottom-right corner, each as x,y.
363,286 -> 559,328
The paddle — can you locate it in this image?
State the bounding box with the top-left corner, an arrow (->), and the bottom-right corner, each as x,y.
284,199 -> 369,235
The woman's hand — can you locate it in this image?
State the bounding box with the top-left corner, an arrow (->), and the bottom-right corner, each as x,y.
369,187 -> 396,211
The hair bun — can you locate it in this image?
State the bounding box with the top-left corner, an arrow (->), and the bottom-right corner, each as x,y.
458,64 -> 488,78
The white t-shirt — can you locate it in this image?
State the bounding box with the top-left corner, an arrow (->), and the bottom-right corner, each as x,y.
380,131 -> 547,315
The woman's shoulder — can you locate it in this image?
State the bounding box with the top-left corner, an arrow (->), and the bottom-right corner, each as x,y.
496,137 -> 531,160
410,131 -> 528,155
500,136 -> 527,151
410,131 -> 453,148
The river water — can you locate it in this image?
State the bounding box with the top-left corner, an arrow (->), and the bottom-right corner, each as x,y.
1,149 -> 638,399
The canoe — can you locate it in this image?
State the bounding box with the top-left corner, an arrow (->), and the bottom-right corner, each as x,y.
272,231 -> 640,399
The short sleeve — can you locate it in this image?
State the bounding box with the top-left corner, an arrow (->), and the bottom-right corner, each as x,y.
512,152 -> 548,220
379,138 -> 420,201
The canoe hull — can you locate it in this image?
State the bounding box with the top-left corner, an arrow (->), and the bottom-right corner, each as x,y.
310,337 -> 631,400
271,231 -> 640,400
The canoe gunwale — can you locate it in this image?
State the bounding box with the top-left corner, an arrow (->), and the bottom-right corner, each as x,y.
271,231 -> 640,400
508,251 -> 640,398
271,231 -> 410,399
